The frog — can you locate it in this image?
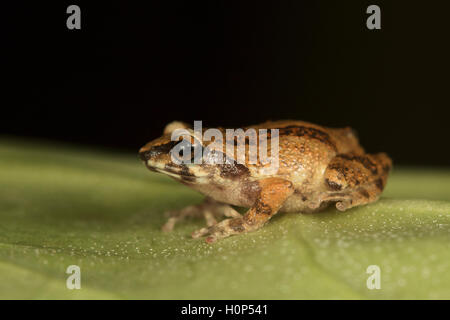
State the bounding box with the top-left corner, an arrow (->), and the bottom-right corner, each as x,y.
139,120 -> 392,243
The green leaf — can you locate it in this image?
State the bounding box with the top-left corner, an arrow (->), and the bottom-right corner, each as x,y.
0,138 -> 449,299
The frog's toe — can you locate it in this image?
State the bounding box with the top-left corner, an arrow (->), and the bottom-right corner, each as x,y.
161,197 -> 243,233
161,217 -> 177,232
191,217 -> 250,243
335,200 -> 352,211
191,226 -> 210,239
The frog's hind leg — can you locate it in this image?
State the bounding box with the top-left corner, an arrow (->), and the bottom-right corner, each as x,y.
161,197 -> 242,232
314,152 -> 392,211
192,178 -> 294,243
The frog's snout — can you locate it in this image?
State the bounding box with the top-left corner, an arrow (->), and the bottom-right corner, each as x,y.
139,148 -> 155,162
139,140 -> 178,162
139,146 -> 162,172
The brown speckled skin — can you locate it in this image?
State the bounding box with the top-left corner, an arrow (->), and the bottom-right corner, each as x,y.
139,120 -> 392,242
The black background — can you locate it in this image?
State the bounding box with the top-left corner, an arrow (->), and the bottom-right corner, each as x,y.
2,1 -> 450,166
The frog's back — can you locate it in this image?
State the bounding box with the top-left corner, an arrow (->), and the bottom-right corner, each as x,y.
248,120 -> 363,154
245,120 -> 364,181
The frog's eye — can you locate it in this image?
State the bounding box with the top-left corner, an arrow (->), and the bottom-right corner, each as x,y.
345,127 -> 359,140
171,137 -> 203,164
179,145 -> 197,160
163,121 -> 192,135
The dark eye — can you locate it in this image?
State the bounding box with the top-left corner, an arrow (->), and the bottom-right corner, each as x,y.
179,145 -> 196,159
177,141 -> 198,159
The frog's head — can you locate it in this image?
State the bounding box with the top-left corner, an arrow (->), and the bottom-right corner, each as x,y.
139,121 -> 213,183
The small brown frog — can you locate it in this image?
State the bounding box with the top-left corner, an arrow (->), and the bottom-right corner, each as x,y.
139,120 -> 392,243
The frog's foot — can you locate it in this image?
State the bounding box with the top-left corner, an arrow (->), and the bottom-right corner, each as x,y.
308,190 -> 379,212
308,175 -> 390,212
191,217 -> 256,243
161,197 -> 242,232
193,177 -> 294,243
310,151 -> 392,211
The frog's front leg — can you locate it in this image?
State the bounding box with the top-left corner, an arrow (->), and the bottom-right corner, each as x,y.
311,152 -> 392,211
161,197 -> 242,232
192,178 -> 294,243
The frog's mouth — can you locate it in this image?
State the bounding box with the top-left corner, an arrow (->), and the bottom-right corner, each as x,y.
144,160 -> 199,182
163,164 -> 196,180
